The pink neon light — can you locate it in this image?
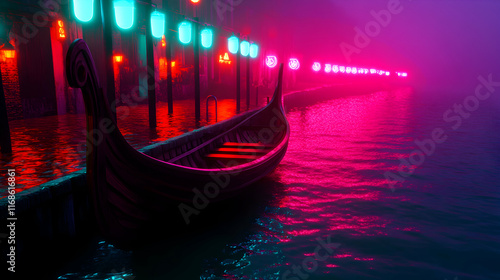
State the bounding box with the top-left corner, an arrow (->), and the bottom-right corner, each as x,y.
312,62 -> 321,72
325,64 -> 332,73
370,69 -> 376,74
364,69 -> 369,74
385,71 -> 390,76
352,67 -> 357,74
346,67 -> 352,74
402,73 -> 408,77
339,66 -> 345,73
332,65 -> 339,73
265,56 -> 278,68
289,58 -> 300,70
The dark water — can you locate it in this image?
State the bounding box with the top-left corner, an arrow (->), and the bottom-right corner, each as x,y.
54,87 -> 500,280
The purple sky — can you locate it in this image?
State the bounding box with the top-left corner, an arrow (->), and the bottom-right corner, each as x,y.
230,0 -> 500,94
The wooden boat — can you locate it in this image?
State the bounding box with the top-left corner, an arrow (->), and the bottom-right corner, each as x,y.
65,39 -> 289,247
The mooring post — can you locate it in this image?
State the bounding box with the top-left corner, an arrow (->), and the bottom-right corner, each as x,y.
206,95 -> 218,122
146,0 -> 157,128
246,47 -> 250,111
236,34 -> 241,113
164,3 -> 174,115
0,63 -> 12,154
101,0 -> 117,121
194,17 -> 201,121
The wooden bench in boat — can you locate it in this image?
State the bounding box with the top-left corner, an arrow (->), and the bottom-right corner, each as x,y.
205,142 -> 273,160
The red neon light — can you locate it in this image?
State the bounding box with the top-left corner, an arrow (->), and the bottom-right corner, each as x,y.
2,50 -> 15,59
288,58 -> 300,70
324,64 -> 331,73
219,53 -> 231,64
312,62 -> 321,72
113,55 -> 123,63
190,0 -> 200,3
266,56 -> 277,68
57,20 -> 66,39
161,35 -> 166,47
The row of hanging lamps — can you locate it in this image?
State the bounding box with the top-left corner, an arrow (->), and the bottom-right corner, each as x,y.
73,0 -> 217,49
227,35 -> 259,58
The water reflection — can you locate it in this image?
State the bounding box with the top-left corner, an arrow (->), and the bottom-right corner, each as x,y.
0,99 -> 256,197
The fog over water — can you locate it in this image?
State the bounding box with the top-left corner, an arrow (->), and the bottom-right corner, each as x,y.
230,0 -> 500,96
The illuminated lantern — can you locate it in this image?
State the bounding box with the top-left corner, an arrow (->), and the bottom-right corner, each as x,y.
312,62 -> 321,72
178,21 -> 192,44
370,69 -> 376,74
352,67 -> 357,74
201,28 -> 213,48
249,43 -> 259,58
73,0 -> 94,22
172,61 -> 176,67
150,11 -> 165,39
346,67 -> 352,74
240,41 -> 250,56
114,0 -> 135,30
113,55 -> 123,63
339,66 -> 345,73
332,65 -> 339,73
228,35 -> 239,54
57,20 -> 66,39
265,56 -> 277,68
288,58 -> 300,70
324,64 -> 331,73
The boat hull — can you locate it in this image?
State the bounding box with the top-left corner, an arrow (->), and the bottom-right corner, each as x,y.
65,39 -> 289,247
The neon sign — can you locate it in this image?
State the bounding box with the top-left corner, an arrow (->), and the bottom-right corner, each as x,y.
219,53 -> 231,64
324,64 -> 331,73
265,56 -> 278,68
312,62 -> 321,72
288,58 -> 300,70
57,20 -> 66,39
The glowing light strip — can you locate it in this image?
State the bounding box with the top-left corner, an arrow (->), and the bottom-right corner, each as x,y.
310,61 -> 408,78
